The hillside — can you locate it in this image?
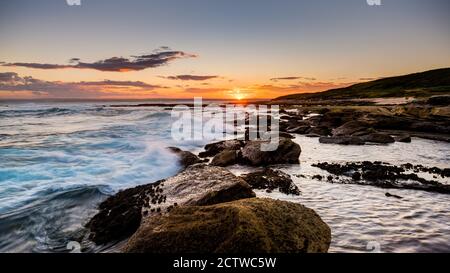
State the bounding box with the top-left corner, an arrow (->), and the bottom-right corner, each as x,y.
274,68 -> 450,101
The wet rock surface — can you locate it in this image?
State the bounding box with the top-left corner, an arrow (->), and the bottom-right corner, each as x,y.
312,161 -> 450,194
199,140 -> 244,158
279,103 -> 450,144
199,137 -> 302,167
360,133 -> 395,144
241,137 -> 301,166
428,95 -> 450,106
394,134 -> 412,143
319,136 -> 366,145
210,149 -> 240,167
124,198 -> 331,253
240,169 -> 301,195
167,147 -> 205,168
86,181 -> 166,245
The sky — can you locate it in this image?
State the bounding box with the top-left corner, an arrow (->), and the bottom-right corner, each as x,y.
0,0 -> 449,100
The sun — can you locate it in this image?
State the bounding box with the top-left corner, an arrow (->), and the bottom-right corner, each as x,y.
231,88 -> 246,101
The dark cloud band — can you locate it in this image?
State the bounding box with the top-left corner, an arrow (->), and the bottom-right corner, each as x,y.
165,75 -> 218,81
270,76 -> 317,82
2,49 -> 197,72
0,72 -> 164,97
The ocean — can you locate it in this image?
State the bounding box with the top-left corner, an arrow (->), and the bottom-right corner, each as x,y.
0,101 -> 449,253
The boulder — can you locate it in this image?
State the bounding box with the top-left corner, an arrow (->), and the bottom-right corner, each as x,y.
124,198 -> 331,253
279,132 -> 295,139
280,114 -> 303,122
240,169 -> 300,195
241,137 -> 301,166
307,126 -> 331,136
305,134 -> 321,138
409,121 -> 450,134
87,164 -> 255,244
199,140 -> 245,158
167,147 -> 204,168
310,111 -> 362,128
319,136 -> 365,145
287,125 -> 311,134
210,149 -> 240,167
284,120 -> 311,131
360,133 -> 395,144
394,134 -> 412,143
332,121 -> 372,136
427,95 -> 450,106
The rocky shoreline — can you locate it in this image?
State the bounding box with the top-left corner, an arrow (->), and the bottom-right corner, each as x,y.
86,98 -> 449,253
87,163 -> 331,253
311,161 -> 450,194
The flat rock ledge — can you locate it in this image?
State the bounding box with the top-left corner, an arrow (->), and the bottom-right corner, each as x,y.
124,198 -> 331,253
240,168 -> 301,195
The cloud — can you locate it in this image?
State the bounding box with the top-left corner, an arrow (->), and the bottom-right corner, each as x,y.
2,49 -> 197,72
184,87 -> 224,94
255,81 -> 356,93
0,72 -> 164,98
270,76 -> 317,82
164,75 -> 218,81
78,80 -> 162,89
359,77 -> 379,81
3,63 -> 73,69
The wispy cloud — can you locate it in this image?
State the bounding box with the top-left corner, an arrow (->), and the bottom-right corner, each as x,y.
164,75 -> 218,81
184,87 -> 224,94
270,76 -> 317,82
359,77 -> 379,81
2,49 -> 197,72
255,81 -> 356,93
0,72 -> 165,98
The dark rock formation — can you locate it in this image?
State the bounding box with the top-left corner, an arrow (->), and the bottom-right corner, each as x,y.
332,121 -> 372,136
279,132 -> 296,139
241,137 -> 301,166
86,180 -> 165,245
360,133 -> 395,144
240,169 -> 301,195
319,136 -> 365,145
307,126 -> 332,136
287,125 -> 311,134
312,161 -> 450,194
167,147 -> 205,168
124,198 -> 331,253
394,134 -> 412,143
385,192 -> 403,199
199,140 -> 245,158
427,95 -> 450,106
210,149 -> 240,167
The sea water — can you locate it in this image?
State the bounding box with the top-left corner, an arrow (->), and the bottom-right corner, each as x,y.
0,101 -> 449,253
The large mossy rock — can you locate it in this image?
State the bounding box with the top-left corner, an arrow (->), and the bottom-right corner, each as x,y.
124,198 -> 331,253
87,164 -> 255,244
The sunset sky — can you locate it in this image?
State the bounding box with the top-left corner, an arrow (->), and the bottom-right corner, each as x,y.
0,0 -> 449,100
